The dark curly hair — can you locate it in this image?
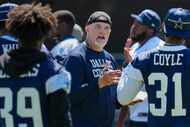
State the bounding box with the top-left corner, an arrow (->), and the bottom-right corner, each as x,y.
5,3 -> 57,47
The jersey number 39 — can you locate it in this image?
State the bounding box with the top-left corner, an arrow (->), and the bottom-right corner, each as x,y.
0,88 -> 43,127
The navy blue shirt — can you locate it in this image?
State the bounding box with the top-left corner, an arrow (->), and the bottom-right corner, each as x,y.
64,42 -> 118,127
0,55 -> 67,127
131,45 -> 190,127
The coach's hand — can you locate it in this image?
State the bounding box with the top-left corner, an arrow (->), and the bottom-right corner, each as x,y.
98,69 -> 121,88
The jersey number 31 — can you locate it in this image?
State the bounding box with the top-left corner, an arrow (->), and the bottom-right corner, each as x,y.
148,73 -> 186,117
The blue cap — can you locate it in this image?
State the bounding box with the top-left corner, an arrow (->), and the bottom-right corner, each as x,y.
163,8 -> 190,38
0,3 -> 17,21
131,9 -> 161,31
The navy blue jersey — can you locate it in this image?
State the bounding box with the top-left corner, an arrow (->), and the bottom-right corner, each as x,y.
64,42 -> 118,127
130,45 -> 190,127
0,35 -> 18,55
0,35 -> 49,55
0,56 -> 70,127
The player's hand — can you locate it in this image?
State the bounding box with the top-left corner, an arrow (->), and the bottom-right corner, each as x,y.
123,38 -> 134,64
125,38 -> 134,48
127,99 -> 143,106
98,69 -> 121,88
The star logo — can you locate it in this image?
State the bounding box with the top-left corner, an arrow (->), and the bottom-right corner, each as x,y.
168,18 -> 190,30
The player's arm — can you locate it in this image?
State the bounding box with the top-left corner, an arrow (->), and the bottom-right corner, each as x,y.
64,55 -> 100,106
116,90 -> 147,127
47,90 -> 72,127
46,68 -> 72,127
117,64 -> 144,106
116,105 -> 130,127
116,64 -> 144,127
